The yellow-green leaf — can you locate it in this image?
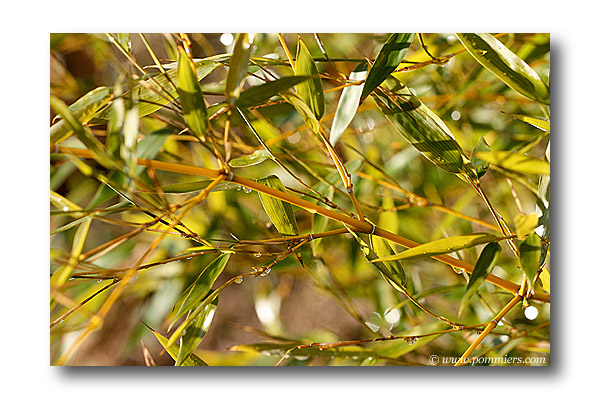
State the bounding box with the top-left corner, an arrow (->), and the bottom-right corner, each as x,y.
226,33 -> 256,105
372,76 -> 477,180
256,176 -> 299,237
372,232 -> 497,263
473,151 -> 550,175
515,214 -> 539,240
519,233 -> 542,293
456,33 -> 550,104
175,301 -> 217,366
371,235 -> 408,289
361,33 -> 415,102
295,37 -> 325,120
229,149 -> 270,168
236,75 -> 311,108
177,48 -> 209,139
152,330 -> 208,366
281,92 -> 320,134
330,62 -> 368,145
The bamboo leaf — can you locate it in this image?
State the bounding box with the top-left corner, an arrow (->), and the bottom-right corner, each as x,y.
175,301 -> 217,366
50,86 -> 112,144
372,232 -> 497,263
515,214 -> 539,240
229,149 -> 271,168
152,330 -> 208,366
50,216 -> 93,287
281,92 -> 320,134
372,76 -> 477,179
471,136 -> 491,179
330,62 -> 368,145
177,48 -> 209,139
160,180 -> 241,194
473,151 -> 550,175
236,75 -> 310,108
50,190 -> 84,218
256,175 -> 299,237
361,33 -> 415,102
170,254 -> 230,326
459,242 -> 501,316
230,342 -> 376,362
456,33 -> 550,104
50,95 -> 116,169
502,112 -> 550,132
537,142 -> 551,266
371,235 -> 408,288
295,37 -> 325,120
226,33 -> 256,105
519,233 -> 541,293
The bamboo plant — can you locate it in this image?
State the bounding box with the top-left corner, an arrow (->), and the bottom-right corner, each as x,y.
50,33 -> 550,366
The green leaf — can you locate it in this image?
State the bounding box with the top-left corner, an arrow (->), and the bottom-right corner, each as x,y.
456,33 -> 550,104
229,149 -> 271,168
330,62 -> 368,145
177,48 -> 209,139
361,33 -> 415,102
372,232 -> 497,263
371,235 -> 408,288
519,233 -> 542,293
372,76 -> 477,179
256,175 -> 299,237
50,95 -> 116,169
459,242 -> 501,316
50,190 -> 84,218
230,342 -> 376,362
236,75 -> 311,108
473,151 -> 550,175
170,254 -> 230,326
114,33 -> 130,53
152,330 -> 208,366
502,112 -> 550,132
50,216 -> 93,287
160,180 -> 241,194
514,214 -> 539,240
471,136 -> 491,179
295,37 -> 325,120
281,92 -> 320,134
226,33 -> 256,105
537,142 -> 550,266
50,87 -> 112,144
175,301 -> 217,366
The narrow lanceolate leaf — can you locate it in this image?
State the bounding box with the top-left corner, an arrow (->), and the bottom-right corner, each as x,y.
372,76 -> 478,180
361,33 -> 415,102
459,242 -> 501,316
152,330 -> 208,366
456,33 -> 550,105
106,80 -> 124,158
371,235 -> 408,289
256,176 -> 299,237
502,112 -> 550,132
236,75 -> 311,108
330,62 -> 368,145
50,190 -> 84,218
171,254 -> 230,326
50,216 -> 93,287
536,142 -> 550,266
50,87 -> 112,144
471,136 -> 491,179
281,92 -> 320,134
519,233 -> 542,292
295,37 -> 325,120
177,48 -> 209,139
175,301 -> 217,366
50,95 -> 116,169
372,232 -> 497,263
229,149 -> 270,168
473,151 -> 550,175
226,33 -> 256,105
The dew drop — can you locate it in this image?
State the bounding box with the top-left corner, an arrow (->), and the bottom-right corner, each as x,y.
294,355 -> 310,361
242,187 -> 252,194
404,336 -> 418,345
253,252 -> 262,258
235,277 -> 244,284
452,267 -> 464,274
260,268 -> 271,277
62,206 -> 69,212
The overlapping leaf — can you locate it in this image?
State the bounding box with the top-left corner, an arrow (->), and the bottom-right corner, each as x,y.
226,33 -> 256,105
330,62 -> 368,145
256,176 -> 299,237
177,48 -> 209,139
519,233 -> 542,293
295,37 -> 325,120
456,33 -> 550,104
473,151 -> 550,175
459,242 -> 501,316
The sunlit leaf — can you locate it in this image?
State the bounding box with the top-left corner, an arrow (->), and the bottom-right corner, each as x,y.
459,242 -> 501,316
152,330 -> 208,366
256,175 -> 299,237
456,33 -> 550,104
176,301 -> 217,366
515,214 -> 539,240
226,33 -> 256,105
330,62 -> 368,145
50,86 -> 112,144
361,33 -> 415,102
519,233 -> 542,293
537,142 -> 551,266
281,92 -> 320,134
50,216 -> 93,287
372,232 -> 497,263
473,151 -> 550,175
50,190 -> 84,218
372,76 -> 477,180
502,112 -> 550,132
170,254 -> 230,326
471,136 -> 491,179
295,37 -> 325,120
177,48 -> 209,139
229,149 -> 271,168
230,342 -> 376,362
371,235 -> 408,288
